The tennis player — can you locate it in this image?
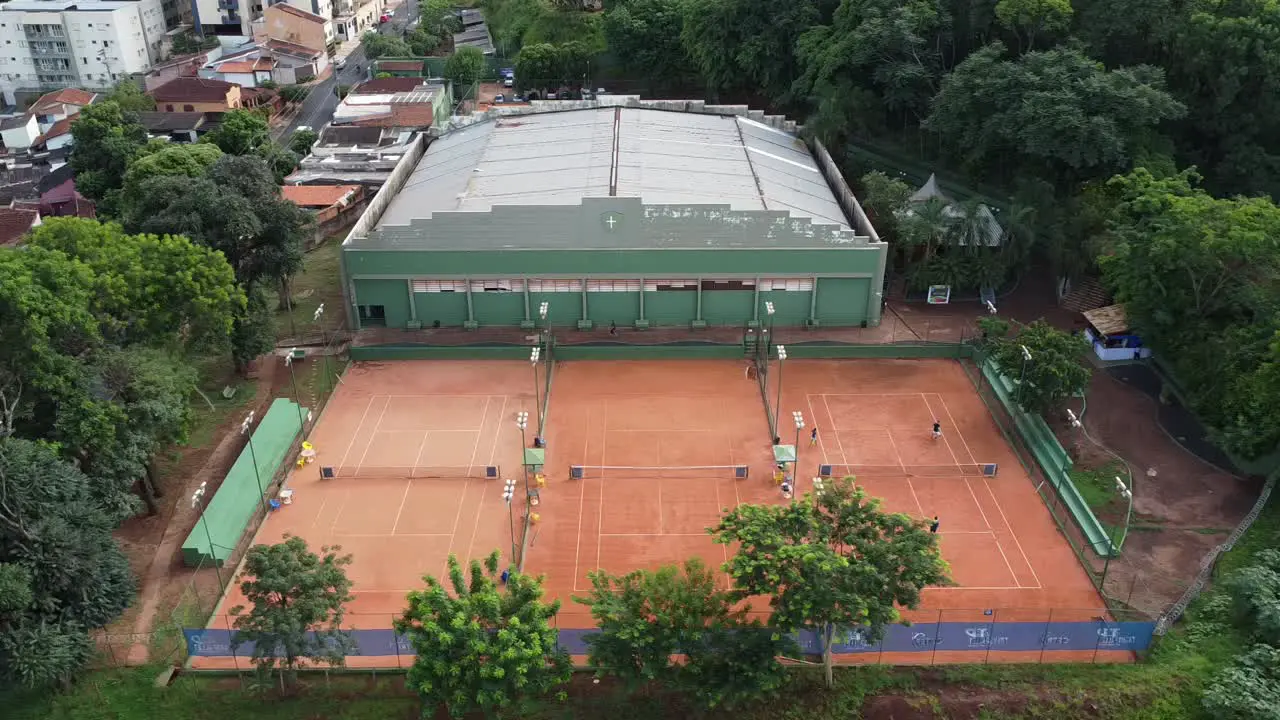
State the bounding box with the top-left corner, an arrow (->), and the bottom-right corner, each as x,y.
931,421 -> 942,440
810,427 -> 818,446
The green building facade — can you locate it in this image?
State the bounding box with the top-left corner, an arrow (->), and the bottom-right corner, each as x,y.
341,106 -> 887,333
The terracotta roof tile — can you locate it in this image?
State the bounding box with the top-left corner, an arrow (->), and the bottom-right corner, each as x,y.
0,207 -> 38,246
42,115 -> 74,140
151,77 -> 237,104
377,60 -> 424,72
30,88 -> 97,114
264,38 -> 323,60
281,184 -> 360,207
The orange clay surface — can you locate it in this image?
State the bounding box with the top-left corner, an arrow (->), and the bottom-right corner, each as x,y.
194,358 -> 1114,668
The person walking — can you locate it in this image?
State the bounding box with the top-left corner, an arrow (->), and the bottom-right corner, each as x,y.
931,421 -> 942,440
780,480 -> 793,499
810,427 -> 818,446
930,516 -> 940,534
609,321 -> 618,336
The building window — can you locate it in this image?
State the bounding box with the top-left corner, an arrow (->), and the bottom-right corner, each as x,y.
468,279 -> 524,292
526,279 -> 580,293
183,104 -> 194,111
412,279 -> 467,293
644,280 -> 697,292
586,279 -> 641,293
699,279 -> 755,291
165,104 -> 174,111
759,278 -> 814,292
358,305 -> 386,326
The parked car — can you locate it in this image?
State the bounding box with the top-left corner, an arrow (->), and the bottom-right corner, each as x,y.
335,57 -> 347,71
494,94 -> 505,103
379,14 -> 390,23
503,77 -> 513,88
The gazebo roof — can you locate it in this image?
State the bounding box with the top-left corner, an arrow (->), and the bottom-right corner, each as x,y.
1083,304 -> 1132,336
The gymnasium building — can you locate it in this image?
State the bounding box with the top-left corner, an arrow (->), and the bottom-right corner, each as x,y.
339,100 -> 887,336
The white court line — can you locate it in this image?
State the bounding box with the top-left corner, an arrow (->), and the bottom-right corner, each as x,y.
963,478 -> 994,531
933,393 -> 979,465
486,395 -> 508,467
389,479 -> 413,535
937,530 -> 998,535
465,396 -> 492,471
924,585 -> 1028,591
820,395 -> 849,465
921,393 -> 962,466
608,428 -> 723,433
464,479 -> 489,564
309,496 -> 328,532
354,396 -> 393,471
600,533 -> 710,537
572,403 -> 591,592
820,392 -> 935,397
596,399 -> 609,579
906,478 -> 927,518
805,395 -> 833,467
337,395 -> 377,469
984,477 -> 1043,589
328,490 -> 347,533
885,428 -> 906,471
332,533 -> 452,538
993,537 -> 1023,589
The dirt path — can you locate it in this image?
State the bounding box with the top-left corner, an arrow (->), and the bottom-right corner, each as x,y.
116,357 -> 281,665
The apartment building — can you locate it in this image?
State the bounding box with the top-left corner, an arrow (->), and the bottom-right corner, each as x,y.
194,0 -> 334,39
331,0 -> 382,42
0,0 -> 167,105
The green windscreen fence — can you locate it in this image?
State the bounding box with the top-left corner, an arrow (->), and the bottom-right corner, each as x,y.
182,398 -> 308,567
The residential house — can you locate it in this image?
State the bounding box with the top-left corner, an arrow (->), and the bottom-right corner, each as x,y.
0,115 -> 41,151
253,3 -> 332,57
150,77 -> 242,113
332,82 -> 449,129
331,0 -> 384,42
11,164 -> 95,219
0,206 -> 40,246
0,0 -> 168,106
350,77 -> 425,94
278,0 -> 333,22
191,0 -> 257,37
261,39 -> 327,84
281,183 -> 363,244
286,124 -> 413,187
203,55 -> 276,88
144,49 -> 221,92
138,111 -> 207,141
29,88 -> 97,132
39,116 -> 76,152
373,59 -> 423,77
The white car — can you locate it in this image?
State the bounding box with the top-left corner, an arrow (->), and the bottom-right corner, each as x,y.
335,57 -> 347,71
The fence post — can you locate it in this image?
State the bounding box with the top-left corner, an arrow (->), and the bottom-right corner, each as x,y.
1038,608 -> 1053,664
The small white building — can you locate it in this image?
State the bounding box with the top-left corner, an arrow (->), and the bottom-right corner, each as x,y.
0,114 -> 40,150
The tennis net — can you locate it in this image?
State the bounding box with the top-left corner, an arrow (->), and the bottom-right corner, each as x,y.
570,465 -> 750,480
320,464 -> 501,480
817,463 -> 999,479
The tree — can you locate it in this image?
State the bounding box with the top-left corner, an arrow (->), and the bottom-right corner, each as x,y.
229,536 -> 354,688
26,217 -> 242,352
1222,549 -> 1280,646
711,478 -> 949,688
994,0 -> 1074,52
120,143 -> 223,218
575,559 -> 794,709
444,46 -> 487,93
0,438 -> 134,689
418,0 -> 462,38
255,142 -> 300,184
396,552 -> 570,719
203,109 -> 270,156
104,79 -> 156,113
515,43 -> 560,89
230,287 -> 277,375
858,171 -> 915,242
556,40 -> 592,86
1202,644 -> 1280,720
681,0 -> 828,99
289,129 -> 319,156
361,31 -> 413,59
793,0 -> 950,123
68,101 -> 149,216
602,0 -> 695,90
924,43 -> 1185,186
987,319 -> 1091,414
1097,168 -> 1280,457
279,85 -> 309,104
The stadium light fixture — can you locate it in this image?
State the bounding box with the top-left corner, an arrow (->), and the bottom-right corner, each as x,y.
502,479 -> 518,562
189,481 -> 225,591
792,411 -> 805,458
772,345 -> 787,438
530,347 -> 542,429
240,412 -> 268,516
1100,476 -> 1136,588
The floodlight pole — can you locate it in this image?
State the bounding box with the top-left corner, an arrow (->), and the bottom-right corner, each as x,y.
191,483 -> 226,592
503,479 -> 518,563
284,349 -> 306,435
241,412 -> 269,516
530,347 -> 541,433
516,412 -> 530,499
315,304 -> 333,396
792,411 -> 805,457
773,345 -> 787,438
1018,345 -> 1032,408
764,301 -> 776,358
1099,477 -> 1134,590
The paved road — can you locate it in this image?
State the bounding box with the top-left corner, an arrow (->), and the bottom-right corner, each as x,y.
275,0 -> 419,142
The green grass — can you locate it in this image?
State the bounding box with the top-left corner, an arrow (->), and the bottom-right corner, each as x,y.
266,240 -> 345,343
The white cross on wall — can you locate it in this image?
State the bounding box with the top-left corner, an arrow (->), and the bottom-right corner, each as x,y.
605,216 -> 617,229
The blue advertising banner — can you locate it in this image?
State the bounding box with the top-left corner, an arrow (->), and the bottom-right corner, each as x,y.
185,621 -> 1154,658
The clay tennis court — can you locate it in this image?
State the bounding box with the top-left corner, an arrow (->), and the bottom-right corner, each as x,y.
194,356 -> 1116,667
200,360 -> 534,668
